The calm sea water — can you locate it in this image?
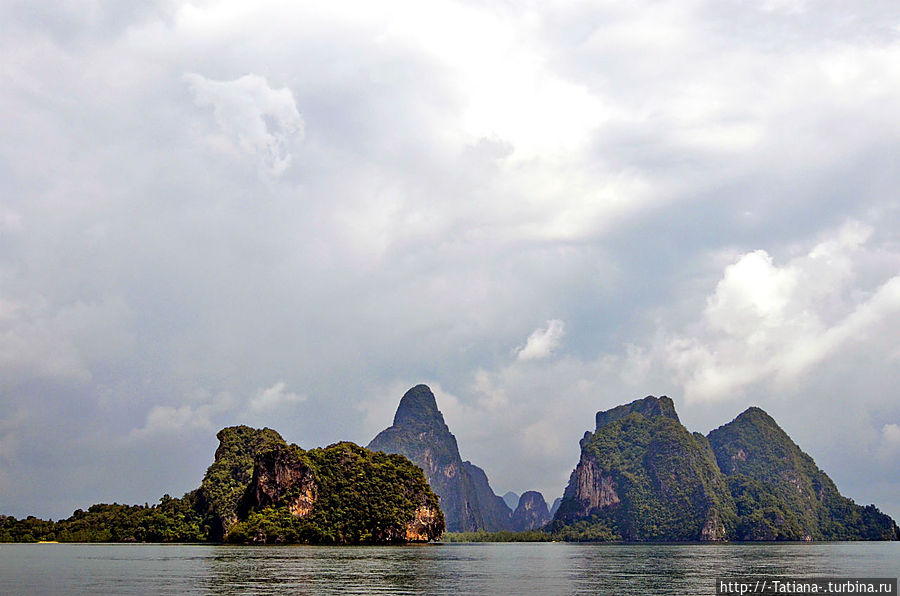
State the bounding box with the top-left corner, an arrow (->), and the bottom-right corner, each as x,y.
0,542 -> 897,595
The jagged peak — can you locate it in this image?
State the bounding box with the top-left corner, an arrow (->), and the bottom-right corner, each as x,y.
595,395 -> 680,431
393,384 -> 446,428
214,426 -> 285,454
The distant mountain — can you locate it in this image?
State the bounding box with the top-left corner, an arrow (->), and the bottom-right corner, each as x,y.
549,497 -> 562,518
368,384 -> 512,532
551,396 -> 899,542
503,492 -> 520,510
708,407 -> 898,541
510,491 -> 551,531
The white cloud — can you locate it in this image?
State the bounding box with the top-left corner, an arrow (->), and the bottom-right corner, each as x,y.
760,0 -> 810,15
3,0 -> 900,520
665,222 -> 900,402
248,381 -> 306,411
516,319 -> 566,360
129,404 -> 213,439
0,296 -> 133,383
185,72 -> 304,176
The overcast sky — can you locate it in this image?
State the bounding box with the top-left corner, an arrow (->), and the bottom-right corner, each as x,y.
2,0 -> 899,521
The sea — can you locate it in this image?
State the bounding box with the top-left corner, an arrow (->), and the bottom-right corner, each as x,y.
1,542 -> 897,595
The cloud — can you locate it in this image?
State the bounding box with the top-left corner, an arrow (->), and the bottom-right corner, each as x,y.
0,296 -> 133,383
3,0 -> 900,521
248,381 -> 306,411
882,424 -> 900,449
185,72 -> 304,176
129,404 -> 214,439
516,319 -> 566,360
664,221 -> 900,402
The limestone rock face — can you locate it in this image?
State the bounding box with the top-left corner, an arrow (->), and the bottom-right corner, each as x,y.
198,426 -> 443,544
240,443 -> 317,518
405,505 -> 444,542
462,461 -> 515,532
368,384 -> 512,532
552,396 -> 899,542
510,491 -> 552,531
561,453 -> 621,519
197,426 -> 287,540
553,396 -> 736,541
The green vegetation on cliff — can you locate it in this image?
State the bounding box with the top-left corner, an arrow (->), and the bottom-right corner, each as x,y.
552,401 -> 736,541
228,441 -> 443,544
552,398 -> 898,542
198,426 -> 286,540
708,407 -> 898,541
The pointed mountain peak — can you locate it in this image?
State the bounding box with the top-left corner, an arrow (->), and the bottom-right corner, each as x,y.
393,384 -> 446,428
595,394 -> 679,431
733,406 -> 777,426
710,406 -> 787,441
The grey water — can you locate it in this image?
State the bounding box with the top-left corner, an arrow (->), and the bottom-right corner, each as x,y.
0,542 -> 897,595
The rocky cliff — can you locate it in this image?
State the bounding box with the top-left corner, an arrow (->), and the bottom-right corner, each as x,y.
200,427 -> 443,544
510,491 -> 551,531
551,397 -> 898,542
197,426 -> 287,540
552,396 -> 736,541
368,384 -> 513,532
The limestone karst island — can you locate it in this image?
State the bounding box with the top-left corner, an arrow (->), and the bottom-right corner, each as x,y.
2,385 -> 897,544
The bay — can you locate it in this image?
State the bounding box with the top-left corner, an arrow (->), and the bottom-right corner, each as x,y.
1,542 -> 897,595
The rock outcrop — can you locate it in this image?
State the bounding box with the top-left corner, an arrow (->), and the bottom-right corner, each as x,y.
368,384 -> 513,532
238,442 -> 317,519
708,407 -> 899,541
552,396 -> 899,542
510,491 -> 551,531
199,426 -> 443,544
463,461 -> 516,531
197,426 -> 287,540
552,396 -> 735,541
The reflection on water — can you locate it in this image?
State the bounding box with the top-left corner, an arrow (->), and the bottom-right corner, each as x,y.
1,542 -> 897,595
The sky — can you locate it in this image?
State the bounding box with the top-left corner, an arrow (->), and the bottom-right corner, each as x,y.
1,0 -> 899,521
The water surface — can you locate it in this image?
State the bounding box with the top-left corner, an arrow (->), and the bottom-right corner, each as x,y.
1,542 -> 897,595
